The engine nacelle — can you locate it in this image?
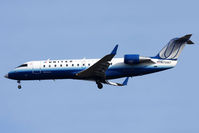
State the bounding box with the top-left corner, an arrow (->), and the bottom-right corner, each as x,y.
124,54 -> 140,64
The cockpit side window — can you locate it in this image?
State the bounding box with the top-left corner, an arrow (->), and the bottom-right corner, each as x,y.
17,64 -> 28,68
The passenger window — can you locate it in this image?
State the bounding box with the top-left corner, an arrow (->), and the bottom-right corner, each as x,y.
88,64 -> 90,66
83,64 -> 85,66
49,65 -> 51,67
66,64 -> 68,67
43,65 -> 45,68
65,61 -> 67,63
72,64 -> 74,66
61,61 -> 63,63
77,64 -> 79,66
60,64 -> 62,67
53,61 -> 56,63
55,65 -> 56,67
70,60 -> 72,62
49,61 -> 52,63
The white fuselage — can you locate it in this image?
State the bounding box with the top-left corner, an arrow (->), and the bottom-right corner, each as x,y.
7,57 -> 177,81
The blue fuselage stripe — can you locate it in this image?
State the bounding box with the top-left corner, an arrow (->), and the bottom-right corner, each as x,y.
8,65 -> 172,80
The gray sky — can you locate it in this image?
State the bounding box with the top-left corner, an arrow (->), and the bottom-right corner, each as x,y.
0,0 -> 199,133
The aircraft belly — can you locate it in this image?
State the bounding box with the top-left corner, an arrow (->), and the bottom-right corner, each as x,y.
9,68 -> 83,80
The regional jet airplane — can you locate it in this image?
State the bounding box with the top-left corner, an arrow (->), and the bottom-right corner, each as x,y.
5,34 -> 194,89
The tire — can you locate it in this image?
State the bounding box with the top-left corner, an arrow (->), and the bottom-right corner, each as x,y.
97,83 -> 103,89
18,85 -> 22,89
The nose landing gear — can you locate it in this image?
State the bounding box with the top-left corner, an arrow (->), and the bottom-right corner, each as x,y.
96,81 -> 103,89
17,80 -> 22,89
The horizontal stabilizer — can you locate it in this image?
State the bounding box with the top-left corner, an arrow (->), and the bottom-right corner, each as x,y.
177,34 -> 194,44
187,40 -> 194,44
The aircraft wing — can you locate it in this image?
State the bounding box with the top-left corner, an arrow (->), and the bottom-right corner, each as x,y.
104,77 -> 129,86
76,45 -> 118,79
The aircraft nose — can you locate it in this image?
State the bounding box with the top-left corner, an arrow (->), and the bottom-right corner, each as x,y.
4,74 -> 8,79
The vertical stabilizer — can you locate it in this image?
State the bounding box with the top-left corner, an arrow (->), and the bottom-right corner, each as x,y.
156,34 -> 194,60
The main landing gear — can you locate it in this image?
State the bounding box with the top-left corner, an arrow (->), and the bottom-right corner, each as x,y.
96,81 -> 103,89
17,80 -> 22,89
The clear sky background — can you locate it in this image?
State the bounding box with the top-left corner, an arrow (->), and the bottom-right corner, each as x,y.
0,0 -> 199,133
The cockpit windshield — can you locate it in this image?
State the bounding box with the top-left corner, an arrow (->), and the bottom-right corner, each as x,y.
17,64 -> 28,68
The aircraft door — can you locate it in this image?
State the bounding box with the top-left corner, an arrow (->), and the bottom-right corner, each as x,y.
32,61 -> 41,74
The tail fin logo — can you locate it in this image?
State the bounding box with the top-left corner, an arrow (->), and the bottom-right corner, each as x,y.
158,39 -> 185,60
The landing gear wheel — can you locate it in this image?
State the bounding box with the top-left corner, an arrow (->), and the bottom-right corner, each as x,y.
18,85 -> 22,89
17,80 -> 21,89
97,83 -> 103,89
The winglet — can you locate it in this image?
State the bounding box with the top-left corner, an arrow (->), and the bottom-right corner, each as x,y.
110,44 -> 118,55
122,77 -> 129,86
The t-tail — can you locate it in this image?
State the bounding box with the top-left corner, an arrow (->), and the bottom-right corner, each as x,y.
155,34 -> 194,60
